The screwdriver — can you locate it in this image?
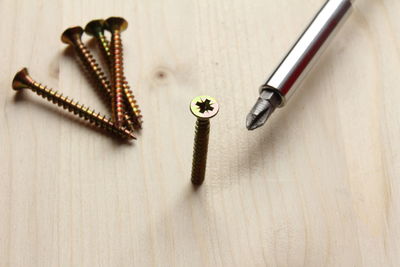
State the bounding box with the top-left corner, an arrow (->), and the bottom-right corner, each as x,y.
246,0 -> 355,130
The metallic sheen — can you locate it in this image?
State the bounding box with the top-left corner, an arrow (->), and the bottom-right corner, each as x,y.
247,0 -> 353,130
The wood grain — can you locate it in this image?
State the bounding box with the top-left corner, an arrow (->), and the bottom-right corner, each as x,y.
1,0 -> 399,266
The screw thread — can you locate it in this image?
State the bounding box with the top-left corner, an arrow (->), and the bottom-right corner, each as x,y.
191,119 -> 210,185
122,81 -> 143,127
110,30 -> 128,127
97,32 -> 112,67
75,41 -> 112,99
25,80 -> 135,139
110,30 -> 143,129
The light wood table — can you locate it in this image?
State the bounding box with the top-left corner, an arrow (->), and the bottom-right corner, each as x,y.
1,0 -> 399,266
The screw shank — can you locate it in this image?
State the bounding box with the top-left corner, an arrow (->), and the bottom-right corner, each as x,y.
96,31 -> 113,68
73,40 -> 112,98
110,29 -> 142,129
191,119 -> 210,185
110,30 -> 127,127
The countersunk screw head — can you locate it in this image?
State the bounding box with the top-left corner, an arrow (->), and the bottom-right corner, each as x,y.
190,96 -> 219,120
12,68 -> 34,90
61,26 -> 84,45
105,17 -> 128,32
85,19 -> 106,36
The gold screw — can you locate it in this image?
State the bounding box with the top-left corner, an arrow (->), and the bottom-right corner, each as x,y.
105,17 -> 143,130
12,68 -> 136,140
61,25 -> 134,130
84,20 -> 112,69
61,27 -> 112,105
85,19 -> 142,130
190,96 -> 220,185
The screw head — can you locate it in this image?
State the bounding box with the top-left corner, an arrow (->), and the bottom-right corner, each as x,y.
61,26 -> 84,45
84,19 -> 106,36
105,17 -> 128,32
12,68 -> 34,90
190,96 -> 219,119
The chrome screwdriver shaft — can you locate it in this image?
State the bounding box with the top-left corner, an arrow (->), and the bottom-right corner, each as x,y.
246,0 -> 354,130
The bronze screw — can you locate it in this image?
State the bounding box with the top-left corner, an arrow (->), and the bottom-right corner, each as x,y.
105,17 -> 143,129
190,96 -> 220,185
85,19 -> 142,130
12,68 -> 136,140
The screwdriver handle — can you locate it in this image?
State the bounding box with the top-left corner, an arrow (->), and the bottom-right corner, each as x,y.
261,0 -> 353,106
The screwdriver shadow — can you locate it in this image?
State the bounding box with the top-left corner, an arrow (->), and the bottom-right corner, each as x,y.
12,91 -> 133,146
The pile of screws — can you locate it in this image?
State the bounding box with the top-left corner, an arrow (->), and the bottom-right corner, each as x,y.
12,17 -> 220,186
12,17 -> 141,140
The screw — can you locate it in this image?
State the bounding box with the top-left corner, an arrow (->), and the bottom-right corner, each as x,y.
62,26 -> 134,130
105,17 -> 143,130
61,27 -> 112,105
85,19 -> 142,130
190,96 -> 220,186
84,19 -> 112,68
12,68 -> 136,140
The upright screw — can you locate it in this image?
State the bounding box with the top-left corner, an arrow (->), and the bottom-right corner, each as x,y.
105,17 -> 143,130
190,96 -> 220,186
85,19 -> 142,130
12,68 -> 136,140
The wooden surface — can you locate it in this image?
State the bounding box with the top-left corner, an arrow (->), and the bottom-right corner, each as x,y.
1,0 -> 400,266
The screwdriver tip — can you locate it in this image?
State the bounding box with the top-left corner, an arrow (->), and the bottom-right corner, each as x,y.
246,113 -> 262,131
246,95 -> 277,131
